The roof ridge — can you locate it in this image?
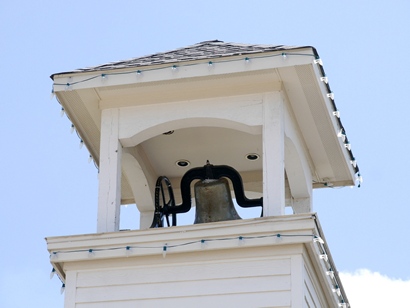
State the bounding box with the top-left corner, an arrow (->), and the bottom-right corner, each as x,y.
196,39 -> 224,44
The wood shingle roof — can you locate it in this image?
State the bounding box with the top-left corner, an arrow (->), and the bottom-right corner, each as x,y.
52,40 -> 314,77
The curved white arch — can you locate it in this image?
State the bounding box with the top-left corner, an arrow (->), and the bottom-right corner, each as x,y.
285,137 -> 309,196
119,96 -> 263,147
123,117 -> 262,147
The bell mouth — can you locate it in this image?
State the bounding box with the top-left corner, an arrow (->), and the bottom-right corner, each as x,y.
194,177 -> 242,224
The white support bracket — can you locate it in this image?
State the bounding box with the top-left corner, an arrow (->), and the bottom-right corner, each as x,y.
292,197 -> 312,214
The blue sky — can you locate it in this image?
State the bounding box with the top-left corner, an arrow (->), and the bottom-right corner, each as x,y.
1,1 -> 409,306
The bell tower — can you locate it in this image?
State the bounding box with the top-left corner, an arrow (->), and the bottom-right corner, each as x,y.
47,41 -> 358,307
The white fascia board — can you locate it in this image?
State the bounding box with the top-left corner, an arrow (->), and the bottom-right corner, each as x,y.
309,214 -> 350,307
310,61 -> 357,182
52,49 -> 316,92
46,215 -> 316,263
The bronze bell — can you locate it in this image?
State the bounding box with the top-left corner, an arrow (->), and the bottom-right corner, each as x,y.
194,177 -> 242,224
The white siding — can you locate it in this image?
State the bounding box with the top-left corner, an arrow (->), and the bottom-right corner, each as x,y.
47,215 -> 344,307
303,259 -> 328,307
70,256 -> 292,308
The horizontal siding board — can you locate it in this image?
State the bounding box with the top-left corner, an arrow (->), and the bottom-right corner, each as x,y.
76,290 -> 291,308
77,257 -> 291,287
76,275 -> 291,303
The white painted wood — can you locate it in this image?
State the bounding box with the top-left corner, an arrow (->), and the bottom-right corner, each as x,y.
263,92 -> 285,216
304,265 -> 319,307
46,215 -> 315,263
71,255 -> 293,307
290,254 -> 304,307
292,198 -> 312,214
99,72 -> 282,109
62,246 -> 304,275
64,271 -> 77,308
303,248 -> 330,307
76,258 -> 291,287
52,50 -> 313,92
122,147 -> 156,215
75,292 -> 291,308
283,95 -> 313,207
97,108 -> 122,232
139,210 -> 154,229
46,215 -> 346,307
304,263 -> 325,307
76,275 -> 290,302
119,94 -> 264,147
310,61 -> 357,182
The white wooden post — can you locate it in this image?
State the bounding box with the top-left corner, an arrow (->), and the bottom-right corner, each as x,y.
262,92 -> 285,216
291,254 -> 304,307
63,271 -> 77,308
97,108 -> 122,233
